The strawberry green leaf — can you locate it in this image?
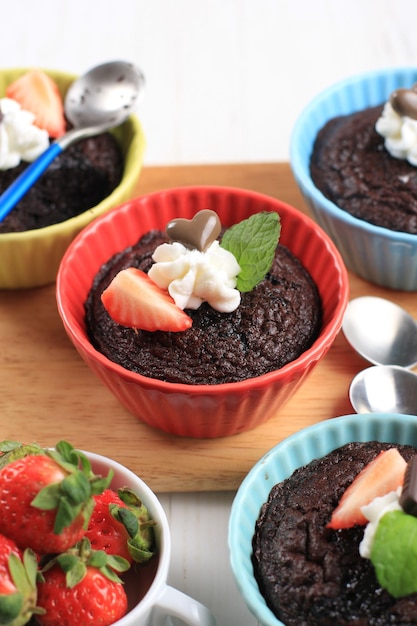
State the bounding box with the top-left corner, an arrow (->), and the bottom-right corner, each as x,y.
78,453 -> 92,475
116,487 -> 157,563
8,551 -> 37,596
127,518 -> 157,565
117,487 -> 144,508
65,561 -> 87,589
220,212 -> 281,292
54,498 -> 83,534
110,505 -> 139,539
61,472 -> 91,505
0,442 -> 43,469
55,440 -> 78,461
117,487 -> 153,525
89,550 -> 108,569
30,442 -> 113,534
106,554 -> 130,573
22,549 -> 39,589
90,471 -> 114,495
48,441 -> 91,475
370,510 -> 417,597
99,554 -> 130,584
2,550 -> 42,623
55,553 -> 80,573
81,498 -> 95,531
128,541 -> 155,564
0,592 -> 24,623
101,565 -> 125,584
0,440 -> 23,452
31,483 -> 61,510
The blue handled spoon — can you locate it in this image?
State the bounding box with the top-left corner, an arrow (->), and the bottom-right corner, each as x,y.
0,60 -> 145,222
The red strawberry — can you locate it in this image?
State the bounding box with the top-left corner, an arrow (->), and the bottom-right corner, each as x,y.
0,440 -> 112,554
327,448 -> 407,529
0,535 -> 42,625
85,487 -> 156,564
0,534 -> 23,596
6,69 -> 66,138
36,539 -> 129,626
101,267 -> 193,331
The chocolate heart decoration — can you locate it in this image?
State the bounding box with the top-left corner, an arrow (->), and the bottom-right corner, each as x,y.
166,209 -> 221,252
390,86 -> 417,120
399,456 -> 417,516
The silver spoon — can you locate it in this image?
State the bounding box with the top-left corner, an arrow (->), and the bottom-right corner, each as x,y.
342,296 -> 417,369
0,60 -> 145,222
349,365 -> 417,414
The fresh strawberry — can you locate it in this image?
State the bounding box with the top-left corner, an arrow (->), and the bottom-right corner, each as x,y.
101,267 -> 193,331
6,69 -> 66,138
85,487 -> 156,564
0,440 -> 112,554
0,535 -> 42,625
327,448 -> 407,529
0,534 -> 24,595
36,538 -> 129,626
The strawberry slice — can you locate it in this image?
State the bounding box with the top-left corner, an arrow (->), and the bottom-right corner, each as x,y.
101,267 -> 193,332
6,69 -> 66,138
327,448 -> 407,529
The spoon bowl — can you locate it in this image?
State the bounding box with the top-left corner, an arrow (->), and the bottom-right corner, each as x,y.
342,296 -> 417,369
0,60 -> 145,222
349,365 -> 417,414
63,60 -> 145,140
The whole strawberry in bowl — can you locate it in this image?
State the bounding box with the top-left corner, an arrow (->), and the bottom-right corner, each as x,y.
0,534 -> 40,625
85,487 -> 156,564
35,537 -> 130,626
0,440 -> 215,626
0,66 -> 145,289
0,441 -> 113,555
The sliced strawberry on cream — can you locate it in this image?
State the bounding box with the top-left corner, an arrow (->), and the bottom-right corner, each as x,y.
6,69 -> 66,138
327,448 -> 407,529
101,267 -> 193,332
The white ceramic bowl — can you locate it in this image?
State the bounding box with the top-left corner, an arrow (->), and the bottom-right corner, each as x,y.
86,450 -> 216,626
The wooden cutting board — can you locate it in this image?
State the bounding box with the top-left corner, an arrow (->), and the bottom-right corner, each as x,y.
1,162 -> 415,493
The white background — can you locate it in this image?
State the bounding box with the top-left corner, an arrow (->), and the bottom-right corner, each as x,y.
6,2 -> 417,624
4,0 -> 417,165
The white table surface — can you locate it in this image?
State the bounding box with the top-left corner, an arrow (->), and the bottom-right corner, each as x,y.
157,491 -> 258,626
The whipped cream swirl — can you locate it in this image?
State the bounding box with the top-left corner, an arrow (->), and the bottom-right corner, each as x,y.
0,97 -> 49,170
359,487 -> 403,559
376,101 -> 417,166
148,240 -> 241,313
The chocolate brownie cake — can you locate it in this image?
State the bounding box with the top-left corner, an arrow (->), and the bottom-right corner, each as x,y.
252,442 -> 417,626
310,104 -> 417,234
0,132 -> 123,233
84,229 -> 322,385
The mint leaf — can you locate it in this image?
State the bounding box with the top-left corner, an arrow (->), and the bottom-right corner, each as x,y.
370,510 -> 417,597
220,212 -> 281,292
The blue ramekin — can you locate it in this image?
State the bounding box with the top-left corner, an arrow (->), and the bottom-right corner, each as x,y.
228,412 -> 417,625
290,67 -> 417,291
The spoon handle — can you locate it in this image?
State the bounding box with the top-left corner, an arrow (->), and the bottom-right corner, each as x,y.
0,142 -> 63,222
